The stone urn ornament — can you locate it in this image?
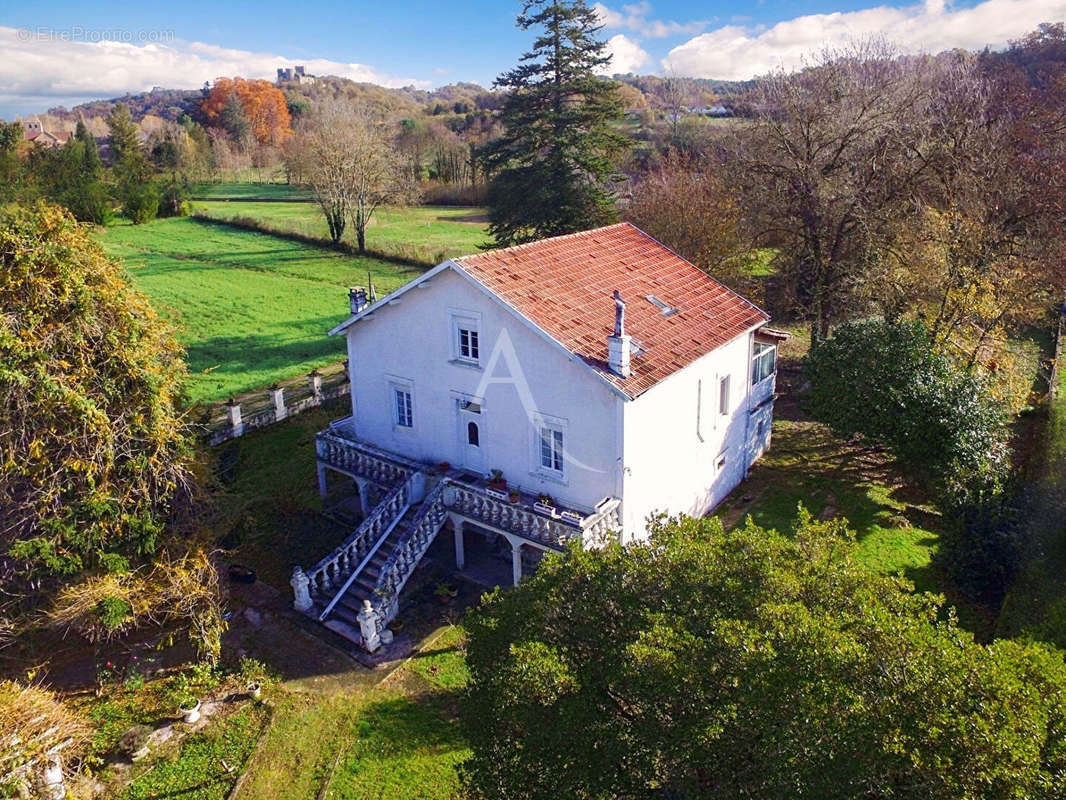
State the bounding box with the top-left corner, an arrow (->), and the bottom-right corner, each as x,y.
247,682 -> 262,700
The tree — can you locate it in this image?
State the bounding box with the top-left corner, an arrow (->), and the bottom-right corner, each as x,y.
106,103 -> 145,179
480,0 -> 627,245
201,77 -> 293,147
463,512 -> 1066,800
625,153 -> 757,291
74,119 -> 100,173
291,103 -> 414,249
0,203 -> 191,582
803,318 -> 1008,505
726,44 -> 932,345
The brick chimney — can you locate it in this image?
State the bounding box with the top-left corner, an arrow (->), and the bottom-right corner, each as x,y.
608,289 -> 632,378
349,286 -> 368,314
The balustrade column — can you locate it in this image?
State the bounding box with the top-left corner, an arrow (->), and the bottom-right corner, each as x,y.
510,537 -> 522,587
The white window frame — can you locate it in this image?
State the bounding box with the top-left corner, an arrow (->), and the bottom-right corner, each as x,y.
387,376 -> 414,431
530,413 -> 568,482
752,341 -> 777,387
449,308 -> 482,366
719,374 -> 731,416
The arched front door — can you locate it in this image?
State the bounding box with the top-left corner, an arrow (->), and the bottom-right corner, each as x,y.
457,399 -> 484,473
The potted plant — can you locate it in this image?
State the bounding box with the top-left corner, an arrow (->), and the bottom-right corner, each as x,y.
534,493 -> 557,517
486,469 -> 508,500
438,461 -> 451,473
508,488 -> 520,504
435,582 -> 459,604
559,509 -> 583,524
179,696 -> 201,724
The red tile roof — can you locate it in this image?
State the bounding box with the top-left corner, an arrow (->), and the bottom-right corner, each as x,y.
453,223 -> 769,398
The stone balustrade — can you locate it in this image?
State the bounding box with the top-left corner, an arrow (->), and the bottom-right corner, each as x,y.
580,498 -> 623,547
315,431 -> 418,487
370,482 -> 449,628
442,482 -> 585,549
303,480 -> 410,602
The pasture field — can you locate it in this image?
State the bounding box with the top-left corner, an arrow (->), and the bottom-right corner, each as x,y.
193,201 -> 489,263
192,181 -> 311,201
98,217 -> 424,403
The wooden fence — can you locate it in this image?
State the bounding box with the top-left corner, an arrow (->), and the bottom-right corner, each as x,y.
202,361 -> 350,446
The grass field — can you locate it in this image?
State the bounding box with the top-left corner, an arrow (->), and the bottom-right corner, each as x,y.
192,181 -> 311,201
194,200 -> 489,263
98,217 -> 425,402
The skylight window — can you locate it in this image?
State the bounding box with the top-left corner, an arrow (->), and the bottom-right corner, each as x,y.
645,294 -> 679,317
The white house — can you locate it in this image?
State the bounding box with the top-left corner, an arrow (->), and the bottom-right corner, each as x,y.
294,223 -> 783,649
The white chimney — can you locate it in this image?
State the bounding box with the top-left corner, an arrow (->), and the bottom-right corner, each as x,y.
608,289 -> 632,378
349,286 -> 368,314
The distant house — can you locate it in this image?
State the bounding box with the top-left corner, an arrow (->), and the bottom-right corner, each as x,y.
293,223 -> 786,650
20,116 -> 71,148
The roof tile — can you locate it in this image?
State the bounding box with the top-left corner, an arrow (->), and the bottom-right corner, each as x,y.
454,223 -> 769,398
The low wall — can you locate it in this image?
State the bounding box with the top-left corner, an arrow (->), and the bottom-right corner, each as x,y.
202,362 -> 350,446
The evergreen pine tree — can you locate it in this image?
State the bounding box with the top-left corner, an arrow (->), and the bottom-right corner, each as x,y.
106,104 -> 141,171
481,0 -> 627,245
74,120 -> 100,175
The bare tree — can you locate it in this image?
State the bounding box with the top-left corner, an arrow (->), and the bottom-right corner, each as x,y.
726,42 -> 934,344
293,102 -> 416,249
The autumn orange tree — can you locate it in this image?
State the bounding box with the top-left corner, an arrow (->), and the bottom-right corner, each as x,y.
201,77 -> 293,147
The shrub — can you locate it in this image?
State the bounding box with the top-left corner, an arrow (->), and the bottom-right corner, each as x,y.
462,512 -> 1066,799
803,318 -> 1008,506
122,182 -> 160,224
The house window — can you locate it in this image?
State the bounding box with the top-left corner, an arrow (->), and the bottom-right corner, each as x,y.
715,453 -> 727,473
539,427 -> 564,474
451,311 -> 482,364
752,341 -> 777,386
719,375 -> 731,415
467,421 -> 480,447
393,386 -> 413,428
458,326 -> 479,361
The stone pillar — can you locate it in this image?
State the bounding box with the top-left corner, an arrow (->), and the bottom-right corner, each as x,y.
511,539 -> 522,587
291,567 -> 313,612
309,371 -> 323,399
454,521 -> 465,570
354,477 -> 371,516
357,600 -> 382,652
317,463 -> 328,500
408,471 -> 426,504
269,387 -> 287,421
227,402 -> 244,438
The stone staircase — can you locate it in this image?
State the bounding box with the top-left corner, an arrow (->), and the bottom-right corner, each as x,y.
293,473 -> 449,648
323,503 -> 424,635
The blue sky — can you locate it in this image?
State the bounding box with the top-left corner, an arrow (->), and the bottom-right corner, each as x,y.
2,0 -> 1064,118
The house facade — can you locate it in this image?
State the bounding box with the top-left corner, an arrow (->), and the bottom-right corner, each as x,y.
295,223 -> 782,650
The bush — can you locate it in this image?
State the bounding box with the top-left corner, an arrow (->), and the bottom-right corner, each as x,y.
123,182 -> 160,224
462,512 -> 1066,800
158,176 -> 191,218
804,318 -> 1008,506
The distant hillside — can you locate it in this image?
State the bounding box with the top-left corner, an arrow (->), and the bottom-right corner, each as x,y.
41,73 -> 750,124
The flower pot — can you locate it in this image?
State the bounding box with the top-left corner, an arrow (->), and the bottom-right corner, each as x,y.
486,487 -> 509,502
180,699 -> 201,724
560,510 -> 583,524
533,503 -> 558,518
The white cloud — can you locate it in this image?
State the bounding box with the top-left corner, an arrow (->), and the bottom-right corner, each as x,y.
594,2 -> 708,39
662,0 -> 1066,80
0,26 -> 428,111
601,34 -> 652,74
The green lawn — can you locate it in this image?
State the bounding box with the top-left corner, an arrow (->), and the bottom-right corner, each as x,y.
192,181 -> 311,200
717,419 -> 942,592
193,201 -> 489,263
98,217 -> 424,402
